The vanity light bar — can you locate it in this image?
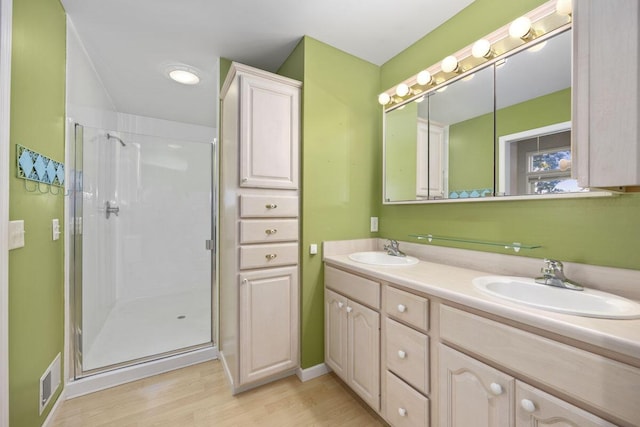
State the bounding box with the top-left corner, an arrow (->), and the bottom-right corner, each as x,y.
378,0 -> 572,107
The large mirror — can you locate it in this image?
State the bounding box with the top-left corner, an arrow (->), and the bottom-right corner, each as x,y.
383,28 -> 574,203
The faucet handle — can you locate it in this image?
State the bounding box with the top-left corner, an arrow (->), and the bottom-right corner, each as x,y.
541,258 -> 563,275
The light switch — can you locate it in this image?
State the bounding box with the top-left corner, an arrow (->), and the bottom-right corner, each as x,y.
52,219 -> 60,241
309,244 -> 318,255
370,217 -> 379,232
9,220 -> 25,250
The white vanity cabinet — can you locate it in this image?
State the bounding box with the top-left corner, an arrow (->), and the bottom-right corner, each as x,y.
573,0 -> 640,188
324,266 -> 380,411
439,345 -> 617,427
382,285 -> 430,427
219,62 -> 301,393
439,305 -> 637,427
439,345 -> 514,427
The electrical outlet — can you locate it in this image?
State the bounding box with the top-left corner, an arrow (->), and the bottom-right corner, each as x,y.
370,217 -> 379,232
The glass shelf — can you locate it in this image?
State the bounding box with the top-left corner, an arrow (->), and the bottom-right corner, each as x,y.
408,234 -> 542,253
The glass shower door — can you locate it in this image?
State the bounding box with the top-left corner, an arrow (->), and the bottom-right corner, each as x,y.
71,125 -> 214,375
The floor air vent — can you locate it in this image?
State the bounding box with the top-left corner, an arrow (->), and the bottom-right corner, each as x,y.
39,353 -> 61,414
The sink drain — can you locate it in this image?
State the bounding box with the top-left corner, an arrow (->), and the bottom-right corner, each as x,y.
177,315 -> 186,319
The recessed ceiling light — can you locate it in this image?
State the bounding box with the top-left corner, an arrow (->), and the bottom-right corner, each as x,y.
167,66 -> 200,85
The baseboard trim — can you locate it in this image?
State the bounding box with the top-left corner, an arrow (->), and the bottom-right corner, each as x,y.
41,389 -> 65,427
296,363 -> 330,382
65,347 -> 217,399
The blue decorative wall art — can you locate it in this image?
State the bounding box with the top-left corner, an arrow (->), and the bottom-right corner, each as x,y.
17,144 -> 65,187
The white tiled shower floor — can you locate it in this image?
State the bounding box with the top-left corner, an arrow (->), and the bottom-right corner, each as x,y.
83,290 -> 212,371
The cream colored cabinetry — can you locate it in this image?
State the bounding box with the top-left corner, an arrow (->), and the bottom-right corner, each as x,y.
219,62 -> 301,393
440,345 -> 616,427
440,305 -> 633,426
573,0 -> 640,188
382,285 -> 430,427
325,266 -> 380,411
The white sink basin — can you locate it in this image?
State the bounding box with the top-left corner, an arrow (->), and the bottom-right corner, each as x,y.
348,251 -> 419,266
473,276 -> 640,319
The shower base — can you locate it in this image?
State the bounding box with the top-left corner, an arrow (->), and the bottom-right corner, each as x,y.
83,289 -> 212,372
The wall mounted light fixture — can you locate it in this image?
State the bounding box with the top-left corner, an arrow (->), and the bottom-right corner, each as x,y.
377,0 -> 572,106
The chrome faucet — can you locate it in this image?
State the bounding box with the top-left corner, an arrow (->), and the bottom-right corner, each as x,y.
535,259 -> 583,291
384,239 -> 406,257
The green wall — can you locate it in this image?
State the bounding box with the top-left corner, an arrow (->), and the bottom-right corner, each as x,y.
379,0 -> 640,271
9,0 -> 66,425
278,37 -> 381,368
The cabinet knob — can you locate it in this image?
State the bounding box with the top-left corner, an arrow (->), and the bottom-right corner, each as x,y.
242,279 -> 248,284
265,253 -> 278,260
398,408 -> 407,417
346,306 -> 353,313
397,304 -> 407,313
489,383 -> 503,395
265,203 -> 278,209
397,350 -> 407,359
520,399 -> 536,413
265,228 -> 278,235
338,302 -> 344,309
242,177 -> 248,182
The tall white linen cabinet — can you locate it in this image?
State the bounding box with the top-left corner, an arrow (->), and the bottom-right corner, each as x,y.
219,62 -> 301,393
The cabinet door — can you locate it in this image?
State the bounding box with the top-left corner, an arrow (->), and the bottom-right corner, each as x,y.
239,75 -> 299,189
516,381 -> 617,427
239,267 -> 298,384
574,0 -> 640,187
439,345 -> 514,427
348,299 -> 380,411
325,289 -> 348,381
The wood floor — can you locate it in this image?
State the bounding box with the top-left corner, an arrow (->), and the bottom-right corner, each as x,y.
50,361 -> 387,426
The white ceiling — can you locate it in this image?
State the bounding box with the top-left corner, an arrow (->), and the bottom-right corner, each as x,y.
60,0 -> 475,128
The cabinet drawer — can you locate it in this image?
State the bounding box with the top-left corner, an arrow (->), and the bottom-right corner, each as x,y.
385,286 -> 429,332
385,371 -> 430,427
239,243 -> 298,269
385,318 -> 429,395
440,305 -> 640,427
239,194 -> 298,218
324,265 -> 380,309
240,219 -> 298,244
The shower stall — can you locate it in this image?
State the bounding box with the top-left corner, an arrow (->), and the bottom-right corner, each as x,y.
70,124 -> 215,377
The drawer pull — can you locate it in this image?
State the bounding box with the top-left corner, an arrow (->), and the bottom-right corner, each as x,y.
265,203 -> 278,209
397,304 -> 407,313
398,408 -> 407,417
265,253 -> 278,260
338,302 -> 344,309
489,383 -> 503,395
397,350 -> 407,359
265,228 -> 278,235
346,306 -> 353,313
520,399 -> 536,413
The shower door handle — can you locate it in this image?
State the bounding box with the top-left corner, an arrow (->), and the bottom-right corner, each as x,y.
105,201 -> 120,219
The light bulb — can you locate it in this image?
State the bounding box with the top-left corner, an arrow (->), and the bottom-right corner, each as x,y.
556,0 -> 572,16
441,55 -> 459,73
509,16 -> 532,39
472,39 -> 492,59
395,83 -> 410,97
417,70 -> 432,85
378,93 -> 391,105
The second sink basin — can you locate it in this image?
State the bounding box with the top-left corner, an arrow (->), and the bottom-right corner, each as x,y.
348,251 -> 419,266
473,276 -> 640,319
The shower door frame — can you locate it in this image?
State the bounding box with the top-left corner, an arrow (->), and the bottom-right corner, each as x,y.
69,124 -> 217,379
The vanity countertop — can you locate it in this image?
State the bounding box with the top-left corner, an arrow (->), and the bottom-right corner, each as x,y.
324,254 -> 640,363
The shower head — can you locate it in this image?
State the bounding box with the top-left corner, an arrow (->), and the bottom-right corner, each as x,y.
107,133 -> 126,147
